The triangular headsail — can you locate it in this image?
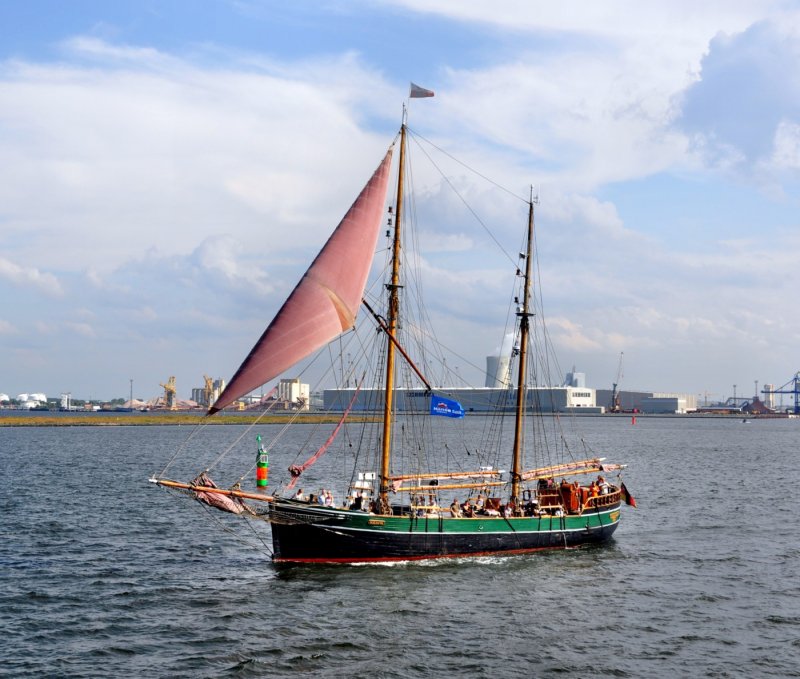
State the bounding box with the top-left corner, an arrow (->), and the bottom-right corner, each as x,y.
210,148 -> 394,414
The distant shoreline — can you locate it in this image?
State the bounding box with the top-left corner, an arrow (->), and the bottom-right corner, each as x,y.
0,413 -> 377,427
0,411 -> 794,426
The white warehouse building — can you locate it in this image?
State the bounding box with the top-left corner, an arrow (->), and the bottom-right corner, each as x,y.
323,386 -> 601,414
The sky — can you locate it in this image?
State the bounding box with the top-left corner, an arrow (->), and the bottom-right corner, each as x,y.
1,0 -> 799,404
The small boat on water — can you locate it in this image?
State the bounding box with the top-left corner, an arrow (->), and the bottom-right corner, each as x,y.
151,88 -> 636,564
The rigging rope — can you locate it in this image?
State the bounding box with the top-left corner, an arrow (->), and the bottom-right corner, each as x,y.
164,485 -> 274,557
407,130 -> 522,270
157,418 -> 207,478
204,387 -> 278,475
286,375 -> 364,490
408,127 -> 529,203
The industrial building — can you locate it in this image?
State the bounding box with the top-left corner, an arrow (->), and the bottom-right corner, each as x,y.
323,348 -> 698,415
595,389 -> 698,414
323,385 -> 602,414
640,394 -> 697,414
323,385 -> 698,415
191,377 -> 226,408
323,346 -> 697,414
276,378 -> 310,410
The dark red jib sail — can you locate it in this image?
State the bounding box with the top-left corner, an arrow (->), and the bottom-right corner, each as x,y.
209,148 -> 394,414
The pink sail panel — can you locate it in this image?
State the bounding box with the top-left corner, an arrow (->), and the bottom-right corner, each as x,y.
191,472 -> 248,514
210,148 -> 394,414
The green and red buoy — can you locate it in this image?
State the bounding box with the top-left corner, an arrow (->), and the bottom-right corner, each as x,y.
256,434 -> 269,489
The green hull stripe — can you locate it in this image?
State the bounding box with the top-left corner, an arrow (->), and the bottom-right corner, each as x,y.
274,503 -> 621,536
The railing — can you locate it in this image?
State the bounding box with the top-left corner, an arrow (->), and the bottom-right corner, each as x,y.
584,488 -> 621,509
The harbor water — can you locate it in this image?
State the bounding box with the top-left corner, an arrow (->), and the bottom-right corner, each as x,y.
1,416 -> 799,677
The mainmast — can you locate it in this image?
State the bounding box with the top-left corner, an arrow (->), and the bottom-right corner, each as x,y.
378,119 -> 407,512
510,197 -> 536,507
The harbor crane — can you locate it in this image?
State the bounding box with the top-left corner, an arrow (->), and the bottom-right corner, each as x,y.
202,375 -> 213,407
609,351 -> 624,413
160,376 -> 177,410
762,372 -> 800,414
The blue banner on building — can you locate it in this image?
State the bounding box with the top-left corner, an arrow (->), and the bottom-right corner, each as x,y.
430,394 -> 465,418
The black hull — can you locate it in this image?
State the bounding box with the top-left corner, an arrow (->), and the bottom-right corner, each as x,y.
269,501 -> 620,564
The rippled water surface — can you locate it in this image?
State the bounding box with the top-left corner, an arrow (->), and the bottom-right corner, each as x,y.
2,416 -> 799,677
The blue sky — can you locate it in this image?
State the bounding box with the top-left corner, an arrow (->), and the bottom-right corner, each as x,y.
1,0 -> 799,404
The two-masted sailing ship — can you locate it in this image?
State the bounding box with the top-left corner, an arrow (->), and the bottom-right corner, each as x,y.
151,93 -> 635,564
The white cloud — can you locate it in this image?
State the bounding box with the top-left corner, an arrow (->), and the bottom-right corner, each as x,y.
34,321 -> 56,335
0,257 -> 63,296
190,235 -> 274,294
546,316 -> 603,352
418,231 -> 474,253
384,0 -> 775,41
678,19 -> 800,179
0,39 -> 397,275
131,306 -> 158,322
62,36 -> 174,68
2,3 -> 799,400
86,269 -> 104,288
383,0 -> 785,189
64,321 -> 96,338
770,120 -> 800,169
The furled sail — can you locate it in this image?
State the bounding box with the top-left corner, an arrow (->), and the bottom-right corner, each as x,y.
210,148 -> 394,414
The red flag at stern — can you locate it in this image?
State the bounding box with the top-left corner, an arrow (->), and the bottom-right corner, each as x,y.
620,482 -> 637,507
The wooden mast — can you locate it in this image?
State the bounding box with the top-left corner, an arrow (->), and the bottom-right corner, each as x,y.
378,117 -> 407,512
510,197 -> 535,507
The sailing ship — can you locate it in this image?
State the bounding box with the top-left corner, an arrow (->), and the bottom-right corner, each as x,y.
151,96 -> 635,564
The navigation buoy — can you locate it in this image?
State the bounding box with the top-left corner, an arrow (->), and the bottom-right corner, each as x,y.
256,434 -> 269,489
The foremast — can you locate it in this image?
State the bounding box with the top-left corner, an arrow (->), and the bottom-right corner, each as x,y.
510,198 -> 536,508
378,120 -> 407,513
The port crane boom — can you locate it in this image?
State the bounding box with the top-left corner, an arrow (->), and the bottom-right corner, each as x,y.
160,376 -> 177,410
762,372 -> 800,414
610,352 -> 624,413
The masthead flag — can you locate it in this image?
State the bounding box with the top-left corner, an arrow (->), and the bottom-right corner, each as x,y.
430,394 -> 465,418
410,82 -> 435,98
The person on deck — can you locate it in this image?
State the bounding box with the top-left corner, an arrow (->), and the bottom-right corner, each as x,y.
450,499 -> 462,517
293,488 -> 306,502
